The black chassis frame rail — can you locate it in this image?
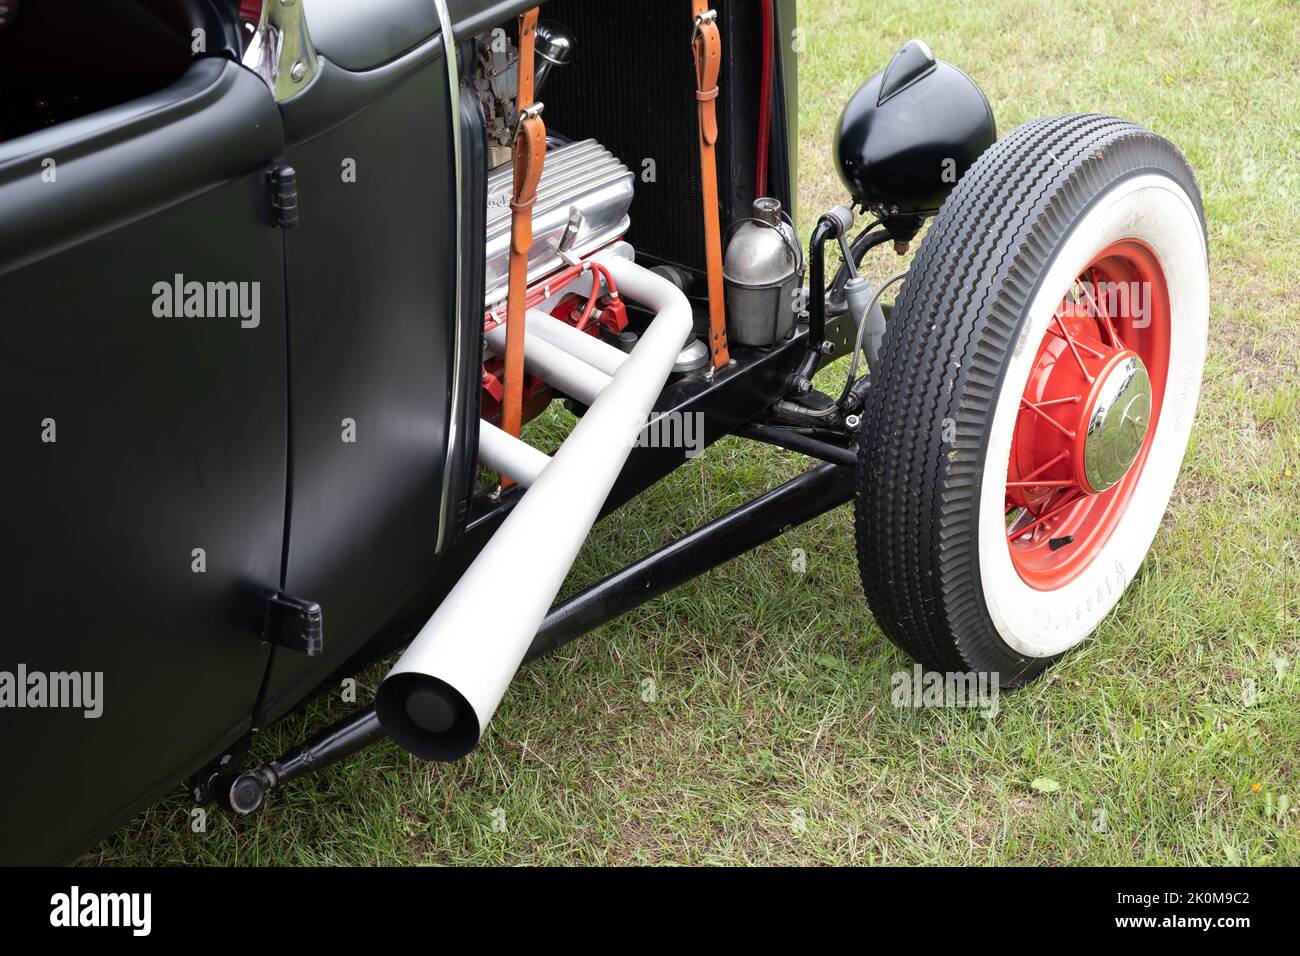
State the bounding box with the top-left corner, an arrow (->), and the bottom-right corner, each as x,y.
214,311 -> 862,809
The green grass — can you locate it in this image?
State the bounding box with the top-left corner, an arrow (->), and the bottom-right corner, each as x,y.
88,0 -> 1298,865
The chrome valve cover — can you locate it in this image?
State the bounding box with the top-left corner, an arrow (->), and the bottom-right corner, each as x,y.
484,139 -> 635,309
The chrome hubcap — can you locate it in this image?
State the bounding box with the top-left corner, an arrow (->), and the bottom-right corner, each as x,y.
1082,355 -> 1152,493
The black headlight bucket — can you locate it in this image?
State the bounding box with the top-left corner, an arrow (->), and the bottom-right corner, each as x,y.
834,40 -> 996,220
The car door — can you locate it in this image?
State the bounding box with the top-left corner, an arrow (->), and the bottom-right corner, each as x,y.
0,56 -> 288,864
253,7 -> 483,724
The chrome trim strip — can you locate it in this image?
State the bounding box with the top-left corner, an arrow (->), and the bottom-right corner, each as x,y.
432,0 -> 463,553
242,0 -> 320,101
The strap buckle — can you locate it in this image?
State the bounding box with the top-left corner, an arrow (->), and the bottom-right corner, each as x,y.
514,101 -> 545,140
691,9 -> 718,44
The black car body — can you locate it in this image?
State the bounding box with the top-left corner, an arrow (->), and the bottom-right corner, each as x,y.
0,0 -> 799,864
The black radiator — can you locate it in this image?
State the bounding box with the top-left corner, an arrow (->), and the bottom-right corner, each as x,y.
540,0 -> 763,286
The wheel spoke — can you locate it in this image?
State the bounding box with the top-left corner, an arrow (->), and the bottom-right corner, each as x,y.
1048,318 -> 1108,359
1086,268 -> 1124,349
1020,397 -> 1076,439
1019,450 -> 1071,486
1021,450 -> 1070,482
1007,489 -> 1086,541
1031,395 -> 1083,408
1050,310 -> 1092,382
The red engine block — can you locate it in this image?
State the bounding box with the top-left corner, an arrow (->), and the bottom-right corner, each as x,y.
480,263 -> 628,425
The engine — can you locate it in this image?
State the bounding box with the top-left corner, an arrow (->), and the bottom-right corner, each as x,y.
471,19 -> 645,426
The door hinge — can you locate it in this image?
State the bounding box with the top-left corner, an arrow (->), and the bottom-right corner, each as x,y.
262,591 -> 323,656
269,165 -> 299,229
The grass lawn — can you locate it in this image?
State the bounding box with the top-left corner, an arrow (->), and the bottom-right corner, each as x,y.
90,0 -> 1298,865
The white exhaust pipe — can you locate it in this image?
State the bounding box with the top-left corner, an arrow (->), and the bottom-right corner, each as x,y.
524,308 -> 630,376
477,421 -> 552,488
483,321 -> 611,405
376,254 -> 693,760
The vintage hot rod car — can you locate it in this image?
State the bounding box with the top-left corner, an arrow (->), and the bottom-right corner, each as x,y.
0,0 -> 1208,864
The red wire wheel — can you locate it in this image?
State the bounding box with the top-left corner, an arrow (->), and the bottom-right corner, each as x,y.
1004,240 -> 1172,589
856,115 -> 1209,682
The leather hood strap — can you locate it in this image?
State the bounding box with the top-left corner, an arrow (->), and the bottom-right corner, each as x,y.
691,1 -> 730,368
502,8 -> 546,448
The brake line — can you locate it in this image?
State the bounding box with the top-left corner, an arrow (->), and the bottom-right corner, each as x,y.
833,269 -> 908,406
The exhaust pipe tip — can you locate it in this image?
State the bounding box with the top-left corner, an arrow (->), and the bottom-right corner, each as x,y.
375,673 -> 481,762
376,256 -> 693,763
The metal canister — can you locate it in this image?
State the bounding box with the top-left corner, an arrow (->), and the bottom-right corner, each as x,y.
723,198 -> 802,347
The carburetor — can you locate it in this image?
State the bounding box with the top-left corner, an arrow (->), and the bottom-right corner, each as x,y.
472,20 -> 575,170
